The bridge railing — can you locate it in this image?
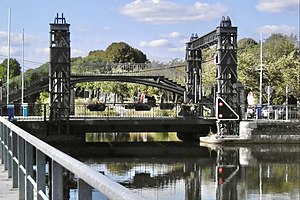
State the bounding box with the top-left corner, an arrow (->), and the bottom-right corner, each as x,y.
0,116 -> 145,200
74,102 -> 182,118
1,102 -> 218,121
246,104 -> 300,120
0,103 -> 48,121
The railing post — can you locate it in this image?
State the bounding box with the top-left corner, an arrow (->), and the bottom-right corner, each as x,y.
0,123 -> 4,164
18,135 -> 26,200
52,160 -> 63,200
78,178 -> 92,200
25,141 -> 34,200
12,131 -> 18,188
7,127 -> 12,178
44,104 -> 47,122
3,125 -> 8,170
36,149 -> 46,200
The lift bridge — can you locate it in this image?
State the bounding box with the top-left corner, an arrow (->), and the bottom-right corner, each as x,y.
4,14 -> 244,138
184,16 -> 244,135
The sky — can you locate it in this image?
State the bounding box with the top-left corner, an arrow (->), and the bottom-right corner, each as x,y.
0,0 -> 299,69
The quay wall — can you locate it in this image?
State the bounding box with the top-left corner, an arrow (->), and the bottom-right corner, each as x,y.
239,120 -> 300,143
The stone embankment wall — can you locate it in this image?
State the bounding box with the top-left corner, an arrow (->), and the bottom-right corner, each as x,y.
240,120 -> 300,143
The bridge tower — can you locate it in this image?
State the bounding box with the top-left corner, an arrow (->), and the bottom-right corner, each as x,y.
49,14 -> 71,134
215,16 -> 239,135
185,33 -> 203,116
185,16 -> 241,135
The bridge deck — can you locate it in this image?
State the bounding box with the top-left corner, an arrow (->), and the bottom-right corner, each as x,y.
14,117 -> 217,136
68,117 -> 216,133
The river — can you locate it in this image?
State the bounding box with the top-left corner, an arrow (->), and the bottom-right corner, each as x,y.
66,132 -> 300,200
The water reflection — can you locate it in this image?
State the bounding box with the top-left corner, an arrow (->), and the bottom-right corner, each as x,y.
82,146 -> 216,200
69,133 -> 300,200
86,132 -> 180,142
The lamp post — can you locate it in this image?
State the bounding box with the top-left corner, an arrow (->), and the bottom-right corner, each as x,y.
22,29 -> 24,105
257,33 -> 263,119
21,28 -> 28,117
7,8 -> 11,105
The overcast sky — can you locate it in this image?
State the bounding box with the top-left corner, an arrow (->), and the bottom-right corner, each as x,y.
0,0 -> 299,69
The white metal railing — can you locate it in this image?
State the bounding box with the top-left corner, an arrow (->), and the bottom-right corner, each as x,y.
246,104 -> 300,120
0,117 -> 145,200
1,102 -> 216,121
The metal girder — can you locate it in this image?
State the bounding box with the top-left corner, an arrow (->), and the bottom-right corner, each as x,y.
187,30 -> 217,51
49,13 -> 70,134
70,75 -> 185,95
185,16 -> 240,135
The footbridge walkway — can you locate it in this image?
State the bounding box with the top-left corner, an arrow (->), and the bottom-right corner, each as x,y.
1,102 -> 217,140
4,61 -> 185,103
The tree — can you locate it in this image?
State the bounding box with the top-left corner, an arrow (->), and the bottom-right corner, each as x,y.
0,58 -> 21,80
89,42 -> 148,63
75,42 -> 150,102
202,48 -> 217,96
238,38 -> 258,51
237,34 -> 300,104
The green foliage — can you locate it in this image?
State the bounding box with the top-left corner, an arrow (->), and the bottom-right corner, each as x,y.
74,42 -> 158,102
0,58 -> 21,80
238,33 -> 300,104
36,91 -> 49,104
89,42 -> 147,63
238,38 -> 258,51
202,48 -> 217,96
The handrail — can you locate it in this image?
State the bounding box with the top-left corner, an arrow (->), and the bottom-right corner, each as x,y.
0,102 -> 217,120
0,116 -> 145,200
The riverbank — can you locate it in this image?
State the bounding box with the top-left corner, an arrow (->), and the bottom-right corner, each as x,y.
200,120 -> 300,144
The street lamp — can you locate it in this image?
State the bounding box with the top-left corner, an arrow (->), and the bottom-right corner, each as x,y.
7,8 -> 11,105
257,33 -> 263,119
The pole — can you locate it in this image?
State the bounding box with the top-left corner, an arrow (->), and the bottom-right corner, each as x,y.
258,32 -> 263,119
7,8 -> 11,105
259,33 -> 263,106
285,85 -> 289,120
22,29 -> 24,104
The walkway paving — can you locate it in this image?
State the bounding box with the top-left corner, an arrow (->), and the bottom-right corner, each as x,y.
0,163 -> 18,200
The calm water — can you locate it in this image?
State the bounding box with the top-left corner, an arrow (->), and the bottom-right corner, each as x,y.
69,133 -> 300,200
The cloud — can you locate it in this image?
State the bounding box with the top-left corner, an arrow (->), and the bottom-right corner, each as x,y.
71,49 -> 88,57
256,0 -> 299,13
139,38 -> 170,48
256,25 -> 298,36
160,31 -> 182,38
119,0 -> 228,24
168,46 -> 185,53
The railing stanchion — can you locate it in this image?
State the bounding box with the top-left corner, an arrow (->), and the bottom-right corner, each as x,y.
7,128 -> 12,178
78,178 -> 92,200
44,104 -> 47,122
18,135 -> 25,200
12,131 -> 18,188
0,123 -> 4,165
25,141 -> 34,200
51,160 -> 63,200
3,125 -> 8,170
0,123 -> 2,163
36,150 -> 46,200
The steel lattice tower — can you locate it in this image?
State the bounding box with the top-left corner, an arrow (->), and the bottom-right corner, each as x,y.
184,16 -> 240,135
185,33 -> 202,116
216,17 -> 239,135
49,14 -> 70,134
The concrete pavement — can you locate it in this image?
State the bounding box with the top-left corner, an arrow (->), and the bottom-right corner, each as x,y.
0,163 -> 18,200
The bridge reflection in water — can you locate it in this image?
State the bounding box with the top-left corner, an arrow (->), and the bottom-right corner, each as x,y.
53,133 -> 300,200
